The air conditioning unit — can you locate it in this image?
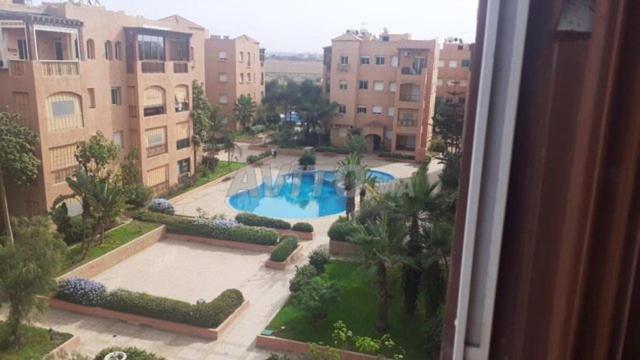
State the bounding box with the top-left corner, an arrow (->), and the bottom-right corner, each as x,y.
0,60 -> 9,70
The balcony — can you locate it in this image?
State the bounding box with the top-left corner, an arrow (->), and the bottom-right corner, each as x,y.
141,61 -> 165,73
338,63 -> 350,72
41,61 -> 79,77
399,93 -> 421,102
173,62 -> 189,74
147,143 -> 168,158
398,119 -> 418,127
401,66 -> 423,75
52,165 -> 77,184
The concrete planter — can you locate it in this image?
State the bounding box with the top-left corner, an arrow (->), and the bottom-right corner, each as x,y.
46,335 -> 80,360
47,297 -> 249,341
255,335 -> 377,360
329,240 -> 361,256
169,233 -> 274,253
265,243 -> 304,270
276,228 -> 314,241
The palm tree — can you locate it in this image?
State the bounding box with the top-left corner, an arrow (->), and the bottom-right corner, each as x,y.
351,215 -> 406,332
221,132 -> 242,164
64,169 -> 95,258
234,95 -> 257,131
359,174 -> 378,206
86,179 -> 125,245
337,153 -> 368,220
420,220 -> 453,317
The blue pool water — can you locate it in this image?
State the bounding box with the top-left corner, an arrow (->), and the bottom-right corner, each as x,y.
228,170 -> 395,219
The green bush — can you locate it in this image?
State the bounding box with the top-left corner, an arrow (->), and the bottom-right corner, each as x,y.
291,276 -> 338,319
378,151 -> 415,160
229,226 -> 279,245
292,222 -> 314,233
246,150 -> 271,164
315,146 -> 350,154
124,184 -> 153,208
289,264 -> 318,293
428,137 -> 447,153
235,213 -> 291,230
94,347 -> 166,360
308,249 -> 330,274
270,236 -> 299,262
298,150 -> 316,169
328,220 -> 361,242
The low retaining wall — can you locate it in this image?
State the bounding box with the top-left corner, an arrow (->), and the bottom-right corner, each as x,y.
276,228 -> 314,241
168,233 -> 274,253
48,297 -> 249,341
255,335 -> 377,360
265,244 -> 305,270
58,225 -> 167,280
47,335 -> 80,359
329,240 -> 361,256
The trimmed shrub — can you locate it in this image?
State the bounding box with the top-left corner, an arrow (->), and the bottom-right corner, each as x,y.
328,220 -> 361,242
235,213 -> 291,230
291,276 -> 338,319
94,347 -> 166,360
148,198 -> 175,215
247,150 -> 271,164
289,264 -> 318,293
124,184 -> 153,208
298,150 -> 316,169
315,146 -> 350,155
308,249 -> 330,274
270,236 -> 299,262
378,151 -> 415,160
292,222 -> 314,233
56,278 -> 107,306
229,226 -> 279,245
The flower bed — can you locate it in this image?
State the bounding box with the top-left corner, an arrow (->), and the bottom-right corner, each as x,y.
266,236 -> 303,270
235,213 -> 314,240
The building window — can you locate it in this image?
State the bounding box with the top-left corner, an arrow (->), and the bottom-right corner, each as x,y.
360,56 -> 370,65
373,81 -> 384,91
462,59 -> 471,68
391,55 -> 399,67
112,131 -> 123,148
357,105 -> 367,114
50,144 -> 78,184
176,138 -> 190,149
177,158 -> 191,177
247,52 -> 251,66
438,60 -> 445,68
219,72 -> 228,82
240,73 -> 244,83
388,107 -> 395,117
47,92 -> 83,131
449,60 -> 458,68
104,41 -> 113,60
340,55 -> 348,65
239,51 -> 244,62
114,41 -> 122,60
218,51 -> 227,61
375,56 -> 385,65
87,88 -> 96,108
372,106 -> 383,115
143,86 -> 166,116
111,87 -> 121,105
145,127 -> 167,157
447,79 -> 458,86
137,34 -> 165,61
86,39 -> 95,59
13,92 -> 29,120
169,39 -> 189,61
17,39 -> 27,60
174,85 -> 189,112
147,165 -> 168,192
248,73 -> 252,82
176,121 -> 190,150
338,104 -> 347,114
219,94 -> 228,104
358,80 -> 368,90
339,80 -> 348,90
389,82 -> 397,93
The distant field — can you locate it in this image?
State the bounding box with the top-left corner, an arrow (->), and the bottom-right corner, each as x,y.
265,59 -> 323,82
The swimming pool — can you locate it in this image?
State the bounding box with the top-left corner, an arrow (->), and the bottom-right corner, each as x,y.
228,170 -> 395,219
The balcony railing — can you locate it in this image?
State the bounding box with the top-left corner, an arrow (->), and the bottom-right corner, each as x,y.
173,62 -> 188,73
401,67 -> 423,75
338,63 -> 350,72
10,61 -> 27,76
398,119 -> 418,127
141,61 -> 165,73
399,93 -> 421,102
41,61 -> 79,77
52,165 -> 77,184
147,143 -> 168,158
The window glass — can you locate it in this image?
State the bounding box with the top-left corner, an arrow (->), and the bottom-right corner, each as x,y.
360,56 -> 370,65
52,100 -> 75,118
137,34 -> 165,61
375,56 -> 385,65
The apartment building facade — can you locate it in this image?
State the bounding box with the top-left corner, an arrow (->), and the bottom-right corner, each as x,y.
322,31 -> 438,161
436,39 -> 472,104
204,35 -> 265,130
0,0 -> 206,216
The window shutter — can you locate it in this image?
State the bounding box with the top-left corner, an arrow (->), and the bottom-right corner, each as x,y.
176,122 -> 189,140
144,87 -> 165,107
50,144 -> 77,170
147,166 -> 168,186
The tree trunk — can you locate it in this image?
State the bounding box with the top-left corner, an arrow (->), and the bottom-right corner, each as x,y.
8,300 -> 22,345
359,188 -> 366,206
376,261 -> 390,332
403,215 -> 423,315
0,169 -> 14,245
193,145 -> 198,173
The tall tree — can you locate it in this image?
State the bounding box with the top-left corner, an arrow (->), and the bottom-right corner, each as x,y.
74,131 -> 119,179
0,112 -> 40,245
420,220 -> 453,317
432,99 -> 464,154
0,216 -> 66,345
220,132 -> 242,164
191,80 -> 212,169
337,153 -> 368,220
234,94 -> 257,131
347,134 -> 367,162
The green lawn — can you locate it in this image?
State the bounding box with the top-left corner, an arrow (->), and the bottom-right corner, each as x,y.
267,261 -> 428,359
233,131 -> 256,142
60,220 -> 160,275
0,322 -> 72,360
170,161 -> 244,198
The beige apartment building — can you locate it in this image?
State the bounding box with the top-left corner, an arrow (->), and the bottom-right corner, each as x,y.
322,30 -> 438,161
204,35 -> 265,130
436,39 -> 472,104
0,0 -> 206,216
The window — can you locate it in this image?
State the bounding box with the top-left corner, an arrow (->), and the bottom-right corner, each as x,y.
438,60 -> 445,68
112,131 -> 123,148
105,41 -> 113,60
50,144 -> 77,183
437,79 -> 444,86
114,41 -> 122,60
340,55 -> 348,65
375,56 -> 385,65
357,105 -> 367,114
111,87 -> 121,105
358,80 -> 369,90
339,80 -> 348,90
388,107 -> 395,117
219,94 -> 228,104
338,104 -> 347,114
248,73 -> 252,82
338,128 -> 348,137
458,97 -> 466,104
47,93 -> 83,131
13,92 -> 29,119
169,39 -> 189,61
145,127 -> 167,157
147,166 -> 168,189
86,39 -> 95,59
219,72 -> 228,82
447,79 -> 458,86
177,158 -> 190,177
240,73 -> 244,83
218,51 -> 227,61
87,88 -> 95,108
389,82 -> 397,93
449,60 -> 458,68
462,59 -> 471,68
176,121 -> 190,150
17,39 -> 27,60
360,56 -> 370,65
391,55 -> 399,67
174,85 -> 189,112
176,138 -> 190,149
373,81 -> 384,91
143,86 -> 166,116
372,106 -> 383,115
239,52 -> 244,62
247,52 -> 251,66
137,34 -> 165,61
74,39 -> 79,59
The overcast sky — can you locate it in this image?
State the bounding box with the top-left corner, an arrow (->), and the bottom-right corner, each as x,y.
47,0 -> 479,53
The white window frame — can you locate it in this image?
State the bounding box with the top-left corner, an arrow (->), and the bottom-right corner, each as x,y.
373,81 -> 384,91
372,106 -> 383,115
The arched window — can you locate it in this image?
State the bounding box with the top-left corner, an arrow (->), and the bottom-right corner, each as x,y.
174,85 -> 189,112
46,92 -> 83,131
86,39 -> 95,59
105,40 -> 113,60
143,86 -> 166,117
114,41 -> 122,60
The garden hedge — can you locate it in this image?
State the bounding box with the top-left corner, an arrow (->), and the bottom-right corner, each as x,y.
315,146 -> 350,154
292,222 -> 314,233
247,150 -> 271,164
132,211 -> 279,245
235,213 -> 291,230
378,151 -> 416,160
328,220 -> 361,242
270,235 -> 299,262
